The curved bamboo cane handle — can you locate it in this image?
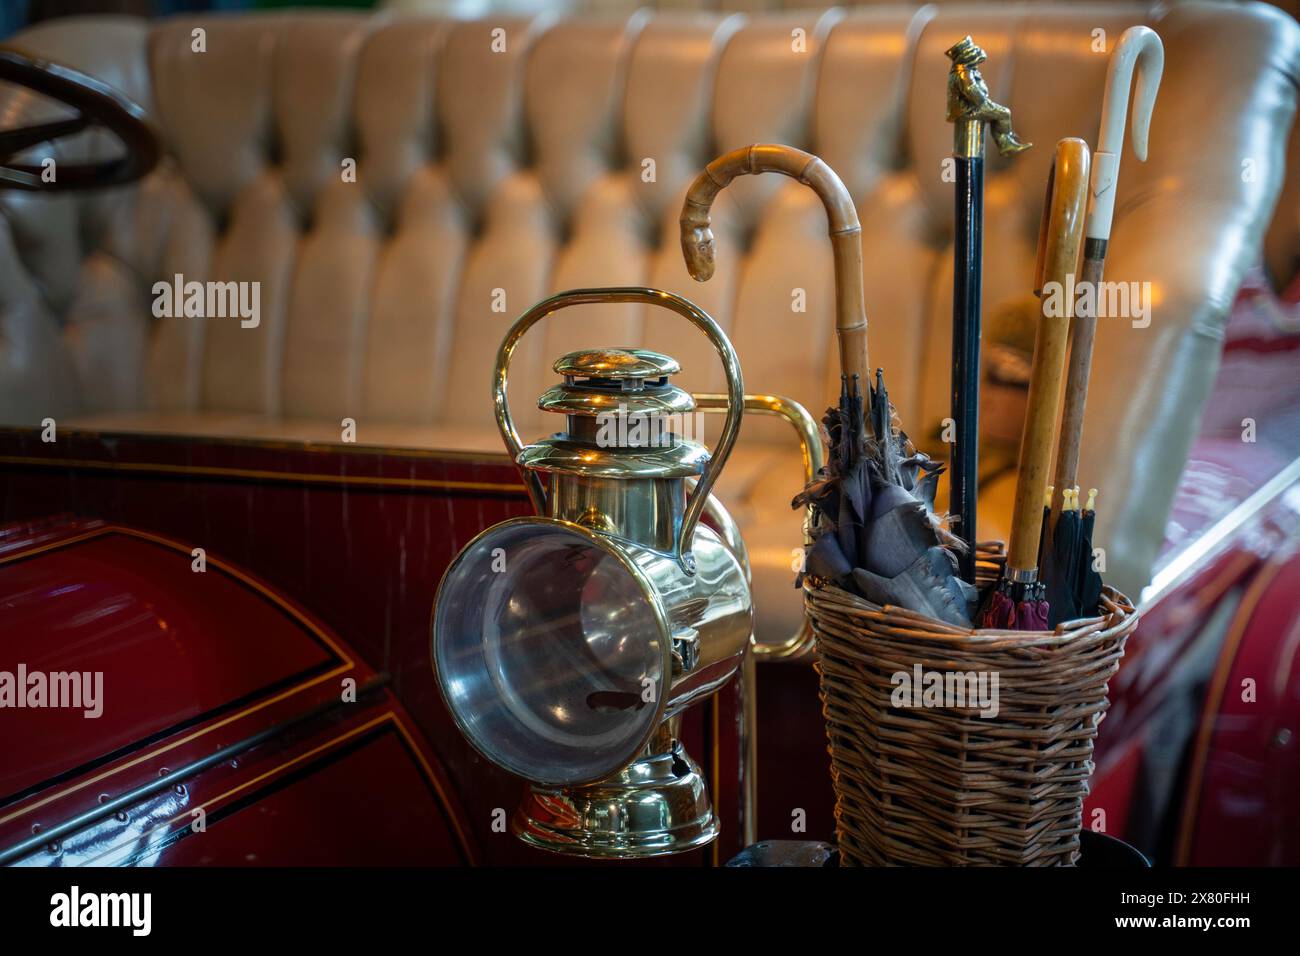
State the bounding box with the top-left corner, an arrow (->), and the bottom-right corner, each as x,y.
1087,26 -> 1163,242
1009,139 -> 1090,577
679,144 -> 870,412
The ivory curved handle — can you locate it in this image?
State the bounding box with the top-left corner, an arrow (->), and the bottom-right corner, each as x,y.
679,144 -> 871,403
1088,26 -> 1164,242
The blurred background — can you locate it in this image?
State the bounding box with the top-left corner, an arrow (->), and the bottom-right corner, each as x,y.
6,1 -> 1297,41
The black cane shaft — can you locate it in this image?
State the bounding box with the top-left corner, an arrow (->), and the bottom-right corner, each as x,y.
951,154 -> 983,583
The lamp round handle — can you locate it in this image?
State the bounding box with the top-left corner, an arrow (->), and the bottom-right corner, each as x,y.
492,287 -> 744,573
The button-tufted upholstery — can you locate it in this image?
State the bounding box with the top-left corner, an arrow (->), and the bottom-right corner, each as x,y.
2,4 -> 1298,642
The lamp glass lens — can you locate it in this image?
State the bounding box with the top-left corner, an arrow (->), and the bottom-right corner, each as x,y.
434,522 -> 665,785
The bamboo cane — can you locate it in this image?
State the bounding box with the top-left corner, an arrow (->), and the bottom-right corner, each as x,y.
679,144 -> 870,420
1009,138 -> 1090,577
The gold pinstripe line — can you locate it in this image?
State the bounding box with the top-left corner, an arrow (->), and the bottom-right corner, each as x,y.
0,454 -> 526,494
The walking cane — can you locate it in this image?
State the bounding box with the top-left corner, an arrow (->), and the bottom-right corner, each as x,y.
1052,26 -> 1163,495
1046,27 -> 1162,625
945,36 -> 1031,582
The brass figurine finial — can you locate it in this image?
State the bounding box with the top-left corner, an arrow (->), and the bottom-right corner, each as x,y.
945,36 -> 1031,157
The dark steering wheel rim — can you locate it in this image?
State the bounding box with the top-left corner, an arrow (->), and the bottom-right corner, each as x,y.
0,47 -> 160,192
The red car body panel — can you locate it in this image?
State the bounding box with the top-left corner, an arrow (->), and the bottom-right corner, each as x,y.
0,519 -> 479,866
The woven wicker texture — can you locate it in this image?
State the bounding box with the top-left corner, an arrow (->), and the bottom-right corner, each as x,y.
807,547 -> 1137,867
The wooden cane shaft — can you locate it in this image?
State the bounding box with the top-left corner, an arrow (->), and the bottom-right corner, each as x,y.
1010,311 -> 1071,572
1008,139 -> 1090,574
1053,254 -> 1105,495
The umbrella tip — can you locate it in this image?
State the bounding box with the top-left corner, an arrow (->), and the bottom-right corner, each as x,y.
1086,488 -> 1098,511
1044,485 -> 1054,509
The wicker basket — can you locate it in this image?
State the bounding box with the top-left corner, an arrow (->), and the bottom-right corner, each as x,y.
806,546 -> 1137,866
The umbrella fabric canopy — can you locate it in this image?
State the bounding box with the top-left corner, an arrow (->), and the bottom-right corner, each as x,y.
1076,490 -> 1104,615
796,374 -> 975,628
1044,487 -> 1082,626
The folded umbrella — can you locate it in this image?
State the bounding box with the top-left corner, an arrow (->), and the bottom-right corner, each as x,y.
680,144 -> 974,624
1076,488 -> 1104,615
979,138 -> 1090,630
798,376 -> 975,627
1044,487 -> 1082,625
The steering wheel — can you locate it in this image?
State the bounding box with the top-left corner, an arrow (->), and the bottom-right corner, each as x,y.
0,48 -> 160,191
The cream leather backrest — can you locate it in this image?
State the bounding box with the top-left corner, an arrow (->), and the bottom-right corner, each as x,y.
1,3 -> 1298,601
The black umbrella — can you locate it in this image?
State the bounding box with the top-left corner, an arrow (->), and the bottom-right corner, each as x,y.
1076,489 -> 1104,615
1044,487 -> 1082,627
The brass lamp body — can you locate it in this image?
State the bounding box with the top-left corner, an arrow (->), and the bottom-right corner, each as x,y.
432,287 -> 752,858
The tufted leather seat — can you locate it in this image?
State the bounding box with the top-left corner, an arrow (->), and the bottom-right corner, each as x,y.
1,4 -> 1297,642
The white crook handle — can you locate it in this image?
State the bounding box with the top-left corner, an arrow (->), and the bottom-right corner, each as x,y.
1087,26 -> 1164,242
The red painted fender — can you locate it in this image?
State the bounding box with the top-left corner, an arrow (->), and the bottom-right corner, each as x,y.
1177,549 -> 1300,865
0,517 -> 478,866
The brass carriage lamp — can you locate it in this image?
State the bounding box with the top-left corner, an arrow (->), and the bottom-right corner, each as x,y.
432,287 -> 752,858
